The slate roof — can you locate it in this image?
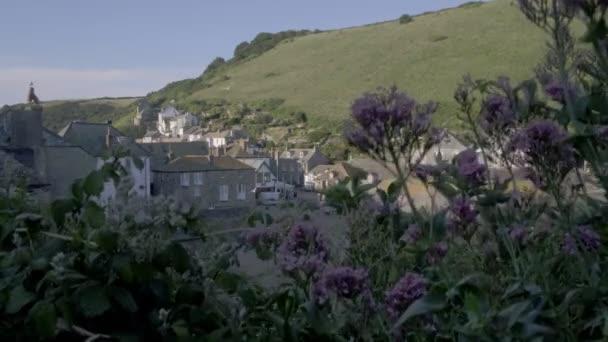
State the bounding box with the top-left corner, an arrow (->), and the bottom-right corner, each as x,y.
226,144 -> 255,158
142,141 -> 209,169
154,155 -> 255,173
58,121 -> 149,158
314,162 -> 366,181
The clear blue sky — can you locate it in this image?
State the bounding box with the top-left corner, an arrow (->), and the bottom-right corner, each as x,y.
1,0 -> 476,105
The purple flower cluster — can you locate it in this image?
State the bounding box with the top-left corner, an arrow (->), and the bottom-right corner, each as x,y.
479,94 -> 516,134
447,196 -> 479,240
345,86 -> 439,157
543,78 -> 580,104
563,225 -> 601,255
508,120 -> 577,186
277,223 -> 329,278
385,272 -> 429,320
240,227 -> 280,249
400,224 -> 423,244
454,149 -> 486,187
314,266 -> 372,304
509,224 -> 529,246
426,241 -> 449,265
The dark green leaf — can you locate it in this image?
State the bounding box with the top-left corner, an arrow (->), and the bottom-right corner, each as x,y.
113,255 -> 134,283
392,291 -> 446,330
28,301 -> 57,338
94,229 -> 119,252
50,199 -> 76,226
498,300 -> 530,329
132,156 -> 144,171
387,179 -> 404,202
110,286 -> 138,313
171,319 -> 189,337
75,284 -> 111,317
5,285 -> 36,314
165,243 -> 190,273
216,271 -> 243,293
83,202 -> 105,228
83,170 -> 105,197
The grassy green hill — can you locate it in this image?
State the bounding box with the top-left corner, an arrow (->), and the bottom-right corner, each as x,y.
148,0 -> 547,130
36,0 -> 549,136
37,97 -> 140,133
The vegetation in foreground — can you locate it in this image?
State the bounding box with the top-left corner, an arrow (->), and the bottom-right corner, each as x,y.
4,0 -> 608,340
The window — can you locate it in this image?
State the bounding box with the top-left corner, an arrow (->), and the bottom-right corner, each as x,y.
237,184 -> 247,200
219,185 -> 229,202
193,172 -> 203,185
180,173 -> 190,187
193,187 -> 201,197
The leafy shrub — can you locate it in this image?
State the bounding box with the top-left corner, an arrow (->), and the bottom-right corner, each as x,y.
399,14 -> 413,24
459,1 -> 485,9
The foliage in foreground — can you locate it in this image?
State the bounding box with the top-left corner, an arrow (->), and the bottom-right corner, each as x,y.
6,1 -> 608,341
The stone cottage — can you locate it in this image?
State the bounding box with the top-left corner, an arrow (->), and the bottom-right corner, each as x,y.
59,121 -> 152,202
152,155 -> 255,209
305,162 -> 367,192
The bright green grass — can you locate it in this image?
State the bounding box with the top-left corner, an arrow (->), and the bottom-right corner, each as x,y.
186,0 -> 547,129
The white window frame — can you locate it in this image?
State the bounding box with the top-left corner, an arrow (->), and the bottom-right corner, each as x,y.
219,185 -> 229,202
237,184 -> 246,200
193,172 -> 204,185
180,173 -> 190,187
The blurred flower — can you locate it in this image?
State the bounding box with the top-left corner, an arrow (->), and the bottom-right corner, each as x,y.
400,224 -> 423,244
479,94 -> 516,134
543,78 -> 580,104
314,266 -> 372,304
346,86 -> 439,160
426,241 -> 448,264
277,223 -> 329,278
385,272 -> 429,320
454,149 -> 486,187
509,224 -> 529,246
240,227 -> 280,249
508,120 -> 576,187
563,225 -> 601,255
414,164 -> 439,183
447,196 -> 479,240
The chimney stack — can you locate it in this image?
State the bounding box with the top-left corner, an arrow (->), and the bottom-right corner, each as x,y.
105,125 -> 112,149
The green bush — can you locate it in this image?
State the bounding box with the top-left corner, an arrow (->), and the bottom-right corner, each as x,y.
399,14 -> 413,24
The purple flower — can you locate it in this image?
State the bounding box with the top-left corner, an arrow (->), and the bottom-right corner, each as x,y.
479,95 -> 516,133
277,223 -> 329,278
563,225 -> 601,255
314,266 -> 371,303
346,87 -> 439,156
400,224 -> 423,244
447,196 -> 478,240
454,149 -> 486,186
508,120 -> 577,186
385,272 -> 429,320
240,227 -> 280,249
509,224 -> 528,246
544,78 -> 580,104
426,241 -> 448,264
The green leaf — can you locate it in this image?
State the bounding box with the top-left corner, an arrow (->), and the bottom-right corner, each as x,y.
75,284 -> 111,317
215,271 -> 243,293
110,286 -> 138,313
50,199 -> 76,226
132,156 -> 144,171
112,255 -> 134,283
5,285 -> 36,314
387,179 -> 404,202
28,301 -> 57,338
498,300 -> 530,329
83,171 -> 105,197
392,291 -> 446,331
171,319 -> 189,337
165,243 -> 191,273
83,202 -> 105,228
95,229 -> 119,252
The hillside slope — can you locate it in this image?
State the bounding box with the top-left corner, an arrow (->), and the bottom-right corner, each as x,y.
151,0 -> 547,129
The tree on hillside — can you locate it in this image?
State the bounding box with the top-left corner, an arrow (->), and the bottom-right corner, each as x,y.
203,57 -> 226,76
234,41 -> 251,60
399,14 -> 413,24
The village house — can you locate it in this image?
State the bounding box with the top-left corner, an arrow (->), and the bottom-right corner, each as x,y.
227,142 -> 275,187
0,85 -> 99,200
305,162 -> 367,192
152,155 -> 255,209
203,128 -> 249,148
156,102 -> 198,137
59,121 -> 152,203
280,145 -> 330,174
